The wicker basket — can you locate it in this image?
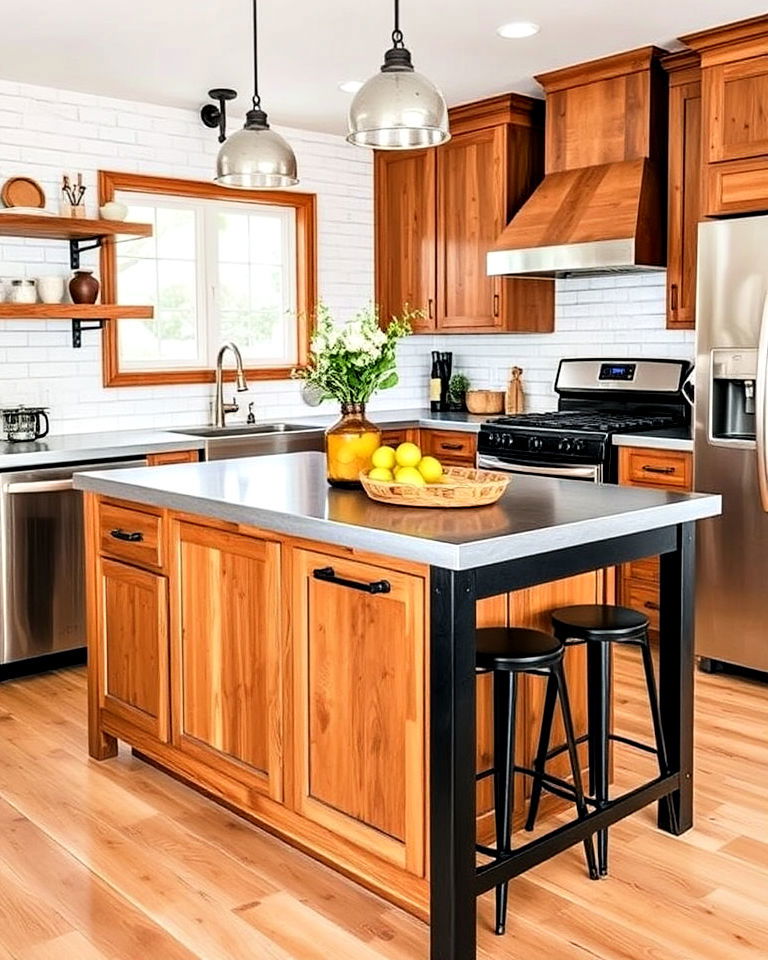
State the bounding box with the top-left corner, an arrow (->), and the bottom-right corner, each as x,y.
359,466 -> 510,508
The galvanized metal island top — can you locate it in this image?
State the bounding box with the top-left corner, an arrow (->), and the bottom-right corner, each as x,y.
74,451 -> 721,571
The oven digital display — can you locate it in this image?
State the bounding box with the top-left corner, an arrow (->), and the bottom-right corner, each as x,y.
599,363 -> 636,381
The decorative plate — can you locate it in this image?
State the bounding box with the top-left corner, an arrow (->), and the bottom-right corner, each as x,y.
1,176 -> 46,209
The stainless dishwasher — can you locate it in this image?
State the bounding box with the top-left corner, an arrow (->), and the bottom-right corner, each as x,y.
0,457 -> 147,670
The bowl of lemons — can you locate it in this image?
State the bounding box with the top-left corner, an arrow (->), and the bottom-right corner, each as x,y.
360,442 -> 510,508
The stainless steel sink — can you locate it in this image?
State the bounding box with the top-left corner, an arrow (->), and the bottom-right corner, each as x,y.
171,422 -> 325,460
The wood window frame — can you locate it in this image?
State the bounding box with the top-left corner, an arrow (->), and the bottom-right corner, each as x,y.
99,170 -> 317,387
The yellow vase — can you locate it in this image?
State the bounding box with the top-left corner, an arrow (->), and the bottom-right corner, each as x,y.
325,403 -> 381,488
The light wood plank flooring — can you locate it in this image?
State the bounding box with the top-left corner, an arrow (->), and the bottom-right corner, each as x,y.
0,650 -> 766,959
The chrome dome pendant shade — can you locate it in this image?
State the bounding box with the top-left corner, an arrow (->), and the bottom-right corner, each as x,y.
214,0 -> 298,188
347,0 -> 449,150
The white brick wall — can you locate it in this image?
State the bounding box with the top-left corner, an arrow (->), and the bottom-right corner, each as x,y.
0,78 -> 694,431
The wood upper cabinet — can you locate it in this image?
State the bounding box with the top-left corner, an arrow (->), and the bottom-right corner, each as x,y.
682,16 -> 768,216
437,125 -> 507,331
664,52 -> 702,330
99,557 -> 170,742
291,548 -> 426,875
374,149 -> 437,331
173,521 -> 283,800
374,94 -> 554,334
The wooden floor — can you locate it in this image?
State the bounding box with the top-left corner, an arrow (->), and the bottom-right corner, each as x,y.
0,651 -> 766,959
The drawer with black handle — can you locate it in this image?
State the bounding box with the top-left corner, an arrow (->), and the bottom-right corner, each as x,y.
98,499 -> 164,570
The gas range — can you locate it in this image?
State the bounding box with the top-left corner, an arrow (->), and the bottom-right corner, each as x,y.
477,359 -> 692,483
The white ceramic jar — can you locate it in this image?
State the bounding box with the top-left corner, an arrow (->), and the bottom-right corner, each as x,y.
9,279 -> 37,304
36,275 -> 65,304
99,201 -> 128,221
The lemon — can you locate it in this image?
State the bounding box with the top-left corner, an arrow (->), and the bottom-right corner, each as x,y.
417,455 -> 443,483
368,466 -> 394,482
395,442 -> 422,468
353,432 -> 380,458
394,466 -> 426,486
371,445 -> 397,470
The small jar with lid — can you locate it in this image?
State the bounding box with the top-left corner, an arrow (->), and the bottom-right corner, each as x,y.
9,279 -> 37,304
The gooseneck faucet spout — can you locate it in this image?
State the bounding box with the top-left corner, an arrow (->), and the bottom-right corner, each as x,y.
214,341 -> 248,428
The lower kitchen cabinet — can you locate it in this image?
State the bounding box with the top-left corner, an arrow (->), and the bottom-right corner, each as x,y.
174,521 -> 284,801
98,556 -> 170,742
290,547 -> 427,876
618,446 -> 693,636
421,428 -> 477,465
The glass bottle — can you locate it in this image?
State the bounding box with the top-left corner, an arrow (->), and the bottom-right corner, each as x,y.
325,403 -> 381,488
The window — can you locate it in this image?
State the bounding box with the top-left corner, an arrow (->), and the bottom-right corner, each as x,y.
99,171 -> 316,386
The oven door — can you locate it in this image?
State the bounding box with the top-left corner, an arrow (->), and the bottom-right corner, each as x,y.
477,454 -> 604,483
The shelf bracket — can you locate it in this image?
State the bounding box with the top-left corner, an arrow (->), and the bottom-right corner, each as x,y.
71,318 -> 105,348
69,236 -> 103,270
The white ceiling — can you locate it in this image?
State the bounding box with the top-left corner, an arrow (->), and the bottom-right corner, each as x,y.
2,0 -> 766,134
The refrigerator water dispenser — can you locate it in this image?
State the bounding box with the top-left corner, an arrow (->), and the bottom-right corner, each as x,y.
710,348 -> 757,442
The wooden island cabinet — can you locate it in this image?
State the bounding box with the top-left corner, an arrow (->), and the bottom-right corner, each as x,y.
85,491 -> 605,920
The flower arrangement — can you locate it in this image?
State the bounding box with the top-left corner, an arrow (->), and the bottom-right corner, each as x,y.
293,303 -> 415,404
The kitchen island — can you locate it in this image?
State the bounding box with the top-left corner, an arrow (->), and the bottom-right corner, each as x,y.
75,453 -> 720,960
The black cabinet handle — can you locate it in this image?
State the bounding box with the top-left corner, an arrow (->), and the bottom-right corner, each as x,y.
440,442 -> 464,451
312,566 -> 391,595
493,292 -> 500,317
641,465 -> 676,475
670,283 -> 679,314
644,600 -> 660,611
110,528 -> 144,543
428,298 -> 434,320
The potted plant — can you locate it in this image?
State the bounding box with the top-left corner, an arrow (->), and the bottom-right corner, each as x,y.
293,304 -> 414,486
448,373 -> 470,411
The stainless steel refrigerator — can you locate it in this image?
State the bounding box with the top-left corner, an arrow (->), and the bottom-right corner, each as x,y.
695,214 -> 768,672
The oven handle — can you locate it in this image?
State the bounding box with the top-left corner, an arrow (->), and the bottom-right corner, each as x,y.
477,455 -> 602,482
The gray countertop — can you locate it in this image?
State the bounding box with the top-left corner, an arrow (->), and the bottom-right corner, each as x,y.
74,452 -> 720,571
611,428 -> 693,453
0,429 -> 205,471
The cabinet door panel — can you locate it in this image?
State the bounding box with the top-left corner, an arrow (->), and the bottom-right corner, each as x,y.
437,126 -> 506,331
667,78 -> 701,329
176,522 -> 283,799
100,557 -> 169,741
293,549 -> 426,875
374,149 -> 437,331
706,57 -> 768,163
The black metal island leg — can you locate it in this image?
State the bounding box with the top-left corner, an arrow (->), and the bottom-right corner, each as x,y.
429,566 -> 478,960
658,521 -> 696,834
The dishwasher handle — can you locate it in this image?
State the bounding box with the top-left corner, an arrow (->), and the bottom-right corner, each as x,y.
6,478 -> 74,494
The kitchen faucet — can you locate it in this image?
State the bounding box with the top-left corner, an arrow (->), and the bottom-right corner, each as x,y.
214,342 -> 248,428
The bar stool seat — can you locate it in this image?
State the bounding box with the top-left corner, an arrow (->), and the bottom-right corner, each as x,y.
476,627 -> 563,671
475,626 -> 598,936
551,604 -> 648,642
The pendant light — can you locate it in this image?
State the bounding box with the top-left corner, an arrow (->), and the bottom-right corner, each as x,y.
215,0 -> 298,188
347,0 -> 450,150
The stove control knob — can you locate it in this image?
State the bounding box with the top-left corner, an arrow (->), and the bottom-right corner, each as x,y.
572,439 -> 586,454
558,438 -> 573,453
528,436 -> 543,452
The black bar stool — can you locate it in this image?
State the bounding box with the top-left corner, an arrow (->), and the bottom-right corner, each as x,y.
525,604 -> 677,876
476,626 -> 598,936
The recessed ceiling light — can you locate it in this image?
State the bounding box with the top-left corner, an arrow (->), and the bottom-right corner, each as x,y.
496,21 -> 540,39
338,80 -> 364,94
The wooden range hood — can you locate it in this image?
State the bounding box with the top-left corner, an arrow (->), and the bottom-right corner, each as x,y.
488,47 -> 669,277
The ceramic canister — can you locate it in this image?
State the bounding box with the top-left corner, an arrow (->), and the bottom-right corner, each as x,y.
36,275 -> 65,304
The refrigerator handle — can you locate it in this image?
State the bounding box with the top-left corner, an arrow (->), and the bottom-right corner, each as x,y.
756,292 -> 768,511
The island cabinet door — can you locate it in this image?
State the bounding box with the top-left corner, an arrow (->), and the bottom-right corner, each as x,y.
173,522 -> 283,803
99,557 -> 170,743
291,549 -> 427,877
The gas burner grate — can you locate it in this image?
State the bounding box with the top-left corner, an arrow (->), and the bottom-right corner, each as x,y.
489,411 -> 681,434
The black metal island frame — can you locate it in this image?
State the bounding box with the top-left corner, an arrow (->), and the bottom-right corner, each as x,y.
73,452 -> 722,960
430,516 -> 720,959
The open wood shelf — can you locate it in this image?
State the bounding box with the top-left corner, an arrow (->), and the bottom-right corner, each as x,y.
0,303 -> 153,320
0,213 -> 152,241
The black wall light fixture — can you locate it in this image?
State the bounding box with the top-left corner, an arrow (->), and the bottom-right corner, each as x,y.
200,88 -> 238,144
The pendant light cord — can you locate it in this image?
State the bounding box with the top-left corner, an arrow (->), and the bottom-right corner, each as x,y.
252,0 -> 261,110
391,0 -> 404,48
